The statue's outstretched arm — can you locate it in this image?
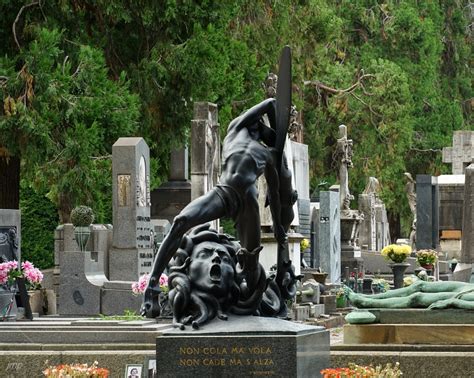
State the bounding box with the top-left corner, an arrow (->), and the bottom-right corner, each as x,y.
227,98 -> 276,133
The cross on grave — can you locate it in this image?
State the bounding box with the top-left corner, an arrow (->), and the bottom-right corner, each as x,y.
442,131 -> 474,174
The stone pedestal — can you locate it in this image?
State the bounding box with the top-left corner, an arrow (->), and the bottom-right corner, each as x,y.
340,210 -> 364,272
260,233 -> 303,276
156,316 -> 330,378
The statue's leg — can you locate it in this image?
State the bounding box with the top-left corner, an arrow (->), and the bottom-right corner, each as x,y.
141,190 -> 226,318
354,280 -> 426,299
235,186 -> 261,292
349,290 -> 456,309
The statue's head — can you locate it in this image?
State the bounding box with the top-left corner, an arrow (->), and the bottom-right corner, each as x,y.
188,240 -> 235,296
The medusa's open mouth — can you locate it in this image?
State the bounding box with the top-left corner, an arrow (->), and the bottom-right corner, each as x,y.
210,264 -> 222,282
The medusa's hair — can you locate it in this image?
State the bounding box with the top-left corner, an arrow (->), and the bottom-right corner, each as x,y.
166,224 -> 241,329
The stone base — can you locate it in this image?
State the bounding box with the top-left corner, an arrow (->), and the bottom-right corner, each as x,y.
156,315 -> 330,377
101,281 -> 143,316
344,324 -> 474,345
260,233 -> 304,276
365,308 -> 474,324
341,248 -> 363,273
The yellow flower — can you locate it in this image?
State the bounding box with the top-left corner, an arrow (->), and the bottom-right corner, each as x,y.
300,238 -> 310,250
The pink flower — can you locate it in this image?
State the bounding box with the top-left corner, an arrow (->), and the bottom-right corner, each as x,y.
21,261 -> 34,271
159,274 -> 168,287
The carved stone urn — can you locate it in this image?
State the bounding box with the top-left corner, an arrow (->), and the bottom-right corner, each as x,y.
70,206 -> 94,252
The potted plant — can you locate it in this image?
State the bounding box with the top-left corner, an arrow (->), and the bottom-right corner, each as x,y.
335,287 -> 346,308
132,273 -> 171,316
70,206 -> 94,251
0,260 -> 43,320
381,244 -> 412,289
416,249 -> 438,274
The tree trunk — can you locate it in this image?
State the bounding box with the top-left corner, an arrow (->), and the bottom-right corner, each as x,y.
0,155 -> 20,209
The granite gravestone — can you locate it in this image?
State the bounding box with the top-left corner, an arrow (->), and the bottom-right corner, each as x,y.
191,102 -> 220,200
151,148 -> 191,224
109,138 -> 154,281
292,141 -> 311,239
315,191 -> 341,283
442,130 -> 474,175
57,224 -> 108,316
191,102 -> 220,231
358,193 -> 376,252
0,210 -> 20,263
0,210 -> 21,319
416,175 -> 440,250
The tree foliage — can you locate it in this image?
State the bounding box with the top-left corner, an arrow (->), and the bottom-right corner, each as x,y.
0,0 -> 472,267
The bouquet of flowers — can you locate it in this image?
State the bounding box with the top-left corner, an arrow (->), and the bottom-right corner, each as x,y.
43,361 -> 109,377
300,238 -> 310,251
381,244 -> 412,263
131,273 -> 168,295
0,260 -> 43,290
416,249 -> 438,266
321,362 -> 402,377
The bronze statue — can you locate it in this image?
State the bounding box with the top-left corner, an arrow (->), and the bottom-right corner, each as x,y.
165,225 -> 287,329
345,281 -> 474,310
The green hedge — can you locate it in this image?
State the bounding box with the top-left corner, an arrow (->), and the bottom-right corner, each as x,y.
20,184 -> 58,269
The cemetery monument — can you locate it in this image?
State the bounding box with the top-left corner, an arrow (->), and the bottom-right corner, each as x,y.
144,46 -> 329,376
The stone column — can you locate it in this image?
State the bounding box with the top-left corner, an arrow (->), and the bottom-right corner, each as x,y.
416,175 -> 440,250
461,163 -> 474,263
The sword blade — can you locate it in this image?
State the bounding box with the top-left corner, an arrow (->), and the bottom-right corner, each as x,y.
275,46 -> 292,162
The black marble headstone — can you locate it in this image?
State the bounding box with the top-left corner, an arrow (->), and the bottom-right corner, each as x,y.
156,316 -> 330,378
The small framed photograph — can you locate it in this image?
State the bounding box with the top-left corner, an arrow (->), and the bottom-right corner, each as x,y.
144,356 -> 157,378
125,364 -> 143,378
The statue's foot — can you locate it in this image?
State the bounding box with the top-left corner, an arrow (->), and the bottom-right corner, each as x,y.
428,298 -> 454,310
140,285 -> 161,318
276,261 -> 301,299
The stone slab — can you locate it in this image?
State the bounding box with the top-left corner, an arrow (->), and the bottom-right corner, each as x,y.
343,324 -> 474,345
365,308 -> 474,324
156,315 -> 330,377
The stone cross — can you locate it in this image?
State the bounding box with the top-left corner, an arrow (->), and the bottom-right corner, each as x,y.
334,125 -> 354,211
461,162 -> 474,263
442,131 -> 474,174
109,137 -> 154,281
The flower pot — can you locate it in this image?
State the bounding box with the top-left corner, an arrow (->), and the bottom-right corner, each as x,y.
74,226 -> 91,251
0,288 -> 17,321
336,296 -> 346,308
28,290 -> 44,315
389,262 -> 411,289
420,263 -> 434,276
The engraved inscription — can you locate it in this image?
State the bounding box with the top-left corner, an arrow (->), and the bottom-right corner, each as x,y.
175,345 -> 275,373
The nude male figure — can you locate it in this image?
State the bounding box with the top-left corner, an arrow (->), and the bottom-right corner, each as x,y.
141,98 -> 294,318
